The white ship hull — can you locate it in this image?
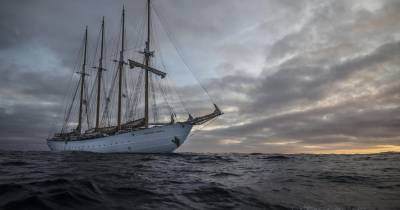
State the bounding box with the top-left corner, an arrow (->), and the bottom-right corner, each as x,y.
47,123 -> 192,153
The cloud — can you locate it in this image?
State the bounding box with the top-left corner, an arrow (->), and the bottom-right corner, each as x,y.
182,0 -> 400,153
0,0 -> 399,153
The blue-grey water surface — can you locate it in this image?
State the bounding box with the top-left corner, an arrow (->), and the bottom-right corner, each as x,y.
0,151 -> 399,210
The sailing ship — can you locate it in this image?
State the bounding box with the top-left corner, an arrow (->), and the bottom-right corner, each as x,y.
47,0 -> 223,153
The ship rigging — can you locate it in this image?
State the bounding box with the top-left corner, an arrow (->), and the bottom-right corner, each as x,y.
47,0 -> 222,153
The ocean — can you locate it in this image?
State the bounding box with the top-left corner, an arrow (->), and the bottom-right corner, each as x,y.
0,151 -> 399,210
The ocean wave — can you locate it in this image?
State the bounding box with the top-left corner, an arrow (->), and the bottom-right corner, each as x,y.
0,151 -> 399,210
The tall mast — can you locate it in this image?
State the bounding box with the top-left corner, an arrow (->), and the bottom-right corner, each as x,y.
95,17 -> 105,130
144,0 -> 151,128
77,26 -> 88,133
117,6 -> 125,130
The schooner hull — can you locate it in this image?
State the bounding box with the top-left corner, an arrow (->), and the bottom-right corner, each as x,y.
47,123 -> 192,153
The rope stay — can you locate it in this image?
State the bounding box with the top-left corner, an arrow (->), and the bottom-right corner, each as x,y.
58,1 -> 222,135
152,4 -> 214,104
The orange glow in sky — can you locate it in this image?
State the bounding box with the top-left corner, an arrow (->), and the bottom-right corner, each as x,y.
313,145 -> 400,154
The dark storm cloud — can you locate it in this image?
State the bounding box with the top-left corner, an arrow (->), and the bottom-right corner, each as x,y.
213,98 -> 400,141
249,40 -> 400,113
0,62 -> 69,100
0,0 -> 399,153
181,0 -> 400,153
0,104 -> 60,150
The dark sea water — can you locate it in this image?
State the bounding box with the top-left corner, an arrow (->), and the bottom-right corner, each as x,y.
0,151 -> 399,210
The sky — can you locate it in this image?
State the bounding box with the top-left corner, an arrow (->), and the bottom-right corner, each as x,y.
0,0 -> 399,153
